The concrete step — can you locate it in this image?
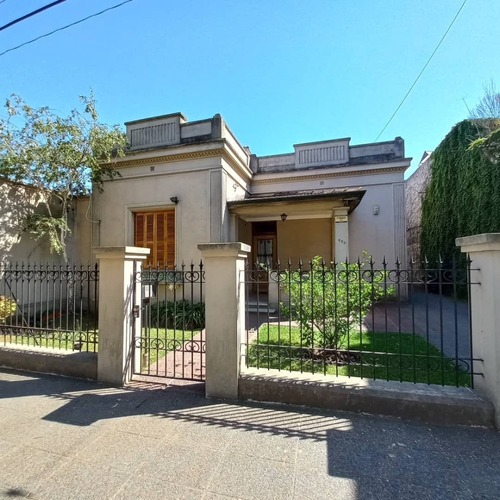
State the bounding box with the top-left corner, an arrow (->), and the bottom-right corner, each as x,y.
246,302 -> 277,314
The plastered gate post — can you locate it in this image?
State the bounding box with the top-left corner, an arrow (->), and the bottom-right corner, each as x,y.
457,233 -> 500,428
94,246 -> 150,385
198,243 -> 250,399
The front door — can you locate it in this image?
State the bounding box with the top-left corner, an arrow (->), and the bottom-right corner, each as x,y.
255,236 -> 275,267
252,222 -> 277,294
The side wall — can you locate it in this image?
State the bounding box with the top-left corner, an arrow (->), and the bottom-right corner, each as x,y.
0,180 -> 92,264
405,154 -> 432,261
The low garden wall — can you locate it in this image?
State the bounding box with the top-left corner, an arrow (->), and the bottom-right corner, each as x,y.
0,345 -> 97,380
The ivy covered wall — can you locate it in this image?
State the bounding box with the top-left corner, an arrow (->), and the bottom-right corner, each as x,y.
421,119 -> 500,264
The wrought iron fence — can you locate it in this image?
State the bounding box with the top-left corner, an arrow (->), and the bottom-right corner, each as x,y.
0,262 -> 99,352
243,257 -> 481,387
134,262 -> 205,380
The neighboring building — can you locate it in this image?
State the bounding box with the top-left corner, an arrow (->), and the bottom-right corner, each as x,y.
92,112 -> 411,267
405,151 -> 432,262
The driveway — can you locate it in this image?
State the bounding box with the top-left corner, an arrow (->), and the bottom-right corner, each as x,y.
0,369 -> 499,499
364,290 -> 471,361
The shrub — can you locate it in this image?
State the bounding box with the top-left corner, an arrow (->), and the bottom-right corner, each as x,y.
147,300 -> 205,330
280,256 -> 390,350
0,296 -> 17,322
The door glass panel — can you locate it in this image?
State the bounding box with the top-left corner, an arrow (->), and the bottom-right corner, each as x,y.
257,238 -> 273,267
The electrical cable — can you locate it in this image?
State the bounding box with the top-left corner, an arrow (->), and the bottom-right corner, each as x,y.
0,0 -> 68,33
374,0 -> 468,141
0,0 -> 135,58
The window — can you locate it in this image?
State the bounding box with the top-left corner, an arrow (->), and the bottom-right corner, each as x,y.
134,209 -> 175,267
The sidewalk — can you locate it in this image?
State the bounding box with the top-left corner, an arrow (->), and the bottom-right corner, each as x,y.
0,369 -> 499,499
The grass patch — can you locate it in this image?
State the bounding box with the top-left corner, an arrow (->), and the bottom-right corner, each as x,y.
0,313 -> 98,352
246,325 -> 470,387
0,331 -> 98,352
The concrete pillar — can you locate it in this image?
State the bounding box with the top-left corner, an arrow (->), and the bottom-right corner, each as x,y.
334,208 -> 349,262
457,233 -> 500,428
198,242 -> 250,399
94,246 -> 150,386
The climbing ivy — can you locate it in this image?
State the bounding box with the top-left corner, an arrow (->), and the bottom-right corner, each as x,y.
421,119 -> 500,265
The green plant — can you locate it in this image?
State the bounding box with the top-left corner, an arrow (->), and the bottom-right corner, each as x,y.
421,119 -> 500,266
0,295 -> 17,322
280,256 -> 390,350
147,300 -> 205,330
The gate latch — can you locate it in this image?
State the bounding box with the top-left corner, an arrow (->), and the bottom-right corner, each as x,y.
132,305 -> 140,319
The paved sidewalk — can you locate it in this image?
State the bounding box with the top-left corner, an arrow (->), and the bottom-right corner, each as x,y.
0,369 -> 499,499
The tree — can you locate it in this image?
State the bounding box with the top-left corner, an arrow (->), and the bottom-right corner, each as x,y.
0,93 -> 126,260
468,82 -> 500,163
469,81 -> 500,121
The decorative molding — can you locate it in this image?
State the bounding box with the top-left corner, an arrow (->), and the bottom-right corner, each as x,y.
252,166 -> 406,185
297,144 -> 347,167
104,148 -> 226,168
103,146 -> 251,181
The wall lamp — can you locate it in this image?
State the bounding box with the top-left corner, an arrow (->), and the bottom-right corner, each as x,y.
280,213 -> 287,222
170,196 -> 179,204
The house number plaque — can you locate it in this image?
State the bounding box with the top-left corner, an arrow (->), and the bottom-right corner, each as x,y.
335,215 -> 348,223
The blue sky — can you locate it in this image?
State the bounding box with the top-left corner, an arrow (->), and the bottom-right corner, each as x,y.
0,0 -> 498,176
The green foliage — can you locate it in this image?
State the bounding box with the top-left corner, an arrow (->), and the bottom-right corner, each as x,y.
0,295 -> 17,322
280,256 -> 390,350
0,92 -> 127,257
421,119 -> 500,264
147,300 -> 205,330
247,325 -> 470,387
469,127 -> 500,165
22,213 -> 68,255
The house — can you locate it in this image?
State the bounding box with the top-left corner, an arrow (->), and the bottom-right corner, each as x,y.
92,112 -> 411,267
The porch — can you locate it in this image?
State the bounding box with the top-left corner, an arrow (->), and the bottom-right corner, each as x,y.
228,188 -> 365,266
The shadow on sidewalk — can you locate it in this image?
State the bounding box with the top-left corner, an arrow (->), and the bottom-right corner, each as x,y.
1,368 -> 499,498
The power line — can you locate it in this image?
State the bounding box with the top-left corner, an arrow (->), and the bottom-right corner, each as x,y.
374,0 -> 468,142
0,0 -> 135,58
0,0 -> 68,33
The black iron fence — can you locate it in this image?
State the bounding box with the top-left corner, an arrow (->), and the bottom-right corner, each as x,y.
243,257 -> 481,387
0,262 -> 99,352
134,263 -> 205,380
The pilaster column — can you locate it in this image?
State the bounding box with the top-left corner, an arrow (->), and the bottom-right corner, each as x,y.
198,242 -> 250,399
94,246 -> 150,386
457,233 -> 500,428
334,208 -> 349,262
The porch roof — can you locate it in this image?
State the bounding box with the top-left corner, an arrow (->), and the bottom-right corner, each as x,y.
227,187 -> 365,220
229,187 -> 364,209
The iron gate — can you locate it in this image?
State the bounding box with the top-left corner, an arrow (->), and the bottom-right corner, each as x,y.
132,262 -> 205,381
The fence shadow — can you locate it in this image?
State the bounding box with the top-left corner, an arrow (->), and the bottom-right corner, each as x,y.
1,368 -> 499,498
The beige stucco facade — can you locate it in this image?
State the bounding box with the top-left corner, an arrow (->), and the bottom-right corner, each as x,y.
0,179 -> 92,264
89,112 -> 410,267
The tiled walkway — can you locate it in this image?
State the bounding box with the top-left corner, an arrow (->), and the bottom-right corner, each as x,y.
0,369 -> 499,499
